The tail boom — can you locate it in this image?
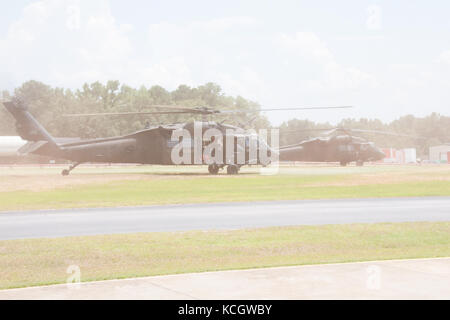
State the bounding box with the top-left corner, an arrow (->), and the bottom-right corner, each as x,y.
2,99 -> 60,157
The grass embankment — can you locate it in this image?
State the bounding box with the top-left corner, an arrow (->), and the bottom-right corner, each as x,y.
0,166 -> 450,211
0,222 -> 449,289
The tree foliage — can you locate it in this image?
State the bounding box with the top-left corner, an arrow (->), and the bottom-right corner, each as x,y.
0,80 -> 269,139
1,80 -> 449,157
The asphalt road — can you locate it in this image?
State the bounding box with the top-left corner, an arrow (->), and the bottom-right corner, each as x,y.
0,197 -> 449,240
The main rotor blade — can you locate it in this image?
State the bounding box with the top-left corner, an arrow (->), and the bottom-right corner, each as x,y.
348,128 -> 425,139
278,128 -> 335,134
151,105 -> 207,112
63,105 -> 353,117
218,106 -> 354,114
63,111 -> 195,117
279,127 -> 425,139
145,105 -> 223,114
259,106 -> 353,112
149,105 -> 353,114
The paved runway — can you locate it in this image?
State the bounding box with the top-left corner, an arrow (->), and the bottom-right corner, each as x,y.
0,197 -> 449,240
0,258 -> 449,299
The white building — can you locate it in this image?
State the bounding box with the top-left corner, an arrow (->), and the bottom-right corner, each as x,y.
381,148 -> 417,164
401,148 -> 417,163
429,144 -> 450,163
0,136 -> 27,156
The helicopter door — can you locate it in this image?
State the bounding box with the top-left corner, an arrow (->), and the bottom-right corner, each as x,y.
338,144 -> 354,161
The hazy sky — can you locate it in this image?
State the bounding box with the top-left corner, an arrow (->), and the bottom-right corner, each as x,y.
1,0 -> 450,125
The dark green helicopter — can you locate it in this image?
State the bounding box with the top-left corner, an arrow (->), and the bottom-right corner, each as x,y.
2,98 -> 351,175
278,127 -> 422,166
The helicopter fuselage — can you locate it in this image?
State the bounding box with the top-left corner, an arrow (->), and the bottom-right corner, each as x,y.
278,135 -> 385,165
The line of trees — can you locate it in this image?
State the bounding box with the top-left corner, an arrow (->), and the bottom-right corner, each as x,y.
0,80 -> 269,139
1,80 -> 449,157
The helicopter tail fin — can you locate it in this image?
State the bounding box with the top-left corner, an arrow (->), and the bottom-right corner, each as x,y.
2,99 -> 58,147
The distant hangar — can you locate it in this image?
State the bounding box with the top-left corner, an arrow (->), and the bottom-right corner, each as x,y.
429,144 -> 450,163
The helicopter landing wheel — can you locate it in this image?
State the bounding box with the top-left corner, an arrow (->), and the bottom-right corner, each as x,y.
340,161 -> 348,167
208,164 -> 220,175
61,162 -> 81,176
227,165 -> 239,175
356,160 -> 364,166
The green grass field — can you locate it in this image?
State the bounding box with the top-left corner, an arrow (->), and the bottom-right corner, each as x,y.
0,165 -> 449,211
0,222 -> 449,290
0,165 -> 449,290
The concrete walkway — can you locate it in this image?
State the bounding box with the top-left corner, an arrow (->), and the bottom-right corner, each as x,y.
0,258 -> 449,300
